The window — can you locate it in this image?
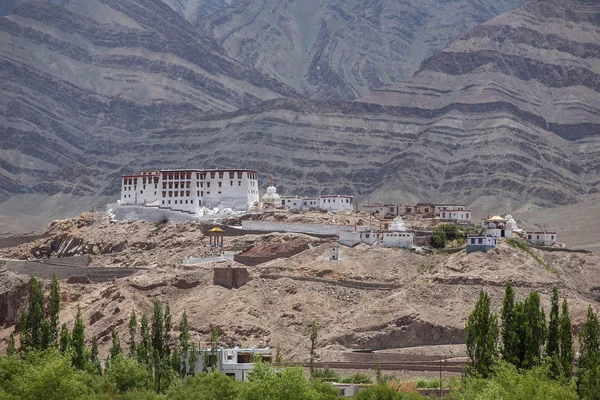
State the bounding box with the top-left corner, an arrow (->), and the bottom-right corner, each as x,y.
466,213 -> 469,219
185,200 -> 188,204
162,191 -> 166,197
425,208 -> 429,213
229,171 -> 234,179
211,172 -> 215,179
551,236 -> 554,240
230,181 -> 233,186
168,191 -> 172,197
528,235 -> 532,239
186,182 -> 190,189
197,191 -> 200,196
180,191 -> 184,196
162,200 -> 164,204
143,184 -> 146,189
218,182 -> 222,188
174,192 -> 178,197
200,182 -> 203,187
201,191 -> 204,196
169,182 -> 173,189
154,191 -> 156,195
478,238 -> 483,244
168,200 -> 171,204
186,172 -> 191,179
207,182 -> 210,188
218,191 -> 222,194
175,182 -> 179,189
238,181 -> 241,186
186,191 -> 190,196
219,172 -> 224,179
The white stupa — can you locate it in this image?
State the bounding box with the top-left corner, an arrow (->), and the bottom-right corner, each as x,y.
262,176 -> 281,205
390,216 -> 407,231
505,214 -> 520,231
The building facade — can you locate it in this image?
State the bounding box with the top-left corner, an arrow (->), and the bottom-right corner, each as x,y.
434,204 -> 466,216
280,195 -> 353,212
466,235 -> 498,254
120,169 -> 260,212
188,347 -> 271,381
481,216 -> 513,238
439,209 -> 471,223
526,231 -> 557,246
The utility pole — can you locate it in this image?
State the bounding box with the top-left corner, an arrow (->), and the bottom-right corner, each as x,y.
439,356 -> 442,399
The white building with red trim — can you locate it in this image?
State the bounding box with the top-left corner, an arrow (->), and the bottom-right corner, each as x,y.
120,169 -> 260,213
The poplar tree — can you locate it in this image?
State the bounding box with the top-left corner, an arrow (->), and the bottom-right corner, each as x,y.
151,301 -> 165,393
90,335 -> 101,374
41,319 -> 52,350
547,286 -> 560,378
465,291 -> 498,378
137,313 -> 151,368
501,282 -> 518,365
521,292 -> 547,369
275,343 -> 282,365
309,319 -> 318,376
7,332 -> 16,356
209,324 -> 219,371
188,342 -> 198,376
59,322 -> 71,353
578,306 -> 600,398
48,273 -> 61,345
71,305 -> 86,370
110,330 -> 122,359
18,312 -> 30,353
164,303 -> 172,359
559,299 -> 574,380
24,276 -> 44,351
128,310 -> 137,357
178,311 -> 190,378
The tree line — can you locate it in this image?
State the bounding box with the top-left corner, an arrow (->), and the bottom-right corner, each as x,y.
465,283 -> 600,399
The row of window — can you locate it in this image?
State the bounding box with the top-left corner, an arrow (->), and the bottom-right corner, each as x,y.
161,171 -> 257,180
161,200 -> 202,206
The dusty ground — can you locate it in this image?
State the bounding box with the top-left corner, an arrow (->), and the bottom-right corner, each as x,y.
1,211 -> 599,372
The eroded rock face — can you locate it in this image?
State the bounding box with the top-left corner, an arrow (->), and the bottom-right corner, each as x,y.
0,270 -> 28,327
200,0 -> 525,100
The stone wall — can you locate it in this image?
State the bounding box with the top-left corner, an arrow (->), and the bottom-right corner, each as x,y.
241,221 -> 342,235
213,268 -> 251,289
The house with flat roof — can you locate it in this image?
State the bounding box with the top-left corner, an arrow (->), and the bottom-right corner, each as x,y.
187,347 -> 271,381
467,235 -> 498,254
526,231 -> 557,246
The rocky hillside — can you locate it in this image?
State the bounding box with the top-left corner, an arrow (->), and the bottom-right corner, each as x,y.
200,0 -> 525,99
1,213 -> 599,360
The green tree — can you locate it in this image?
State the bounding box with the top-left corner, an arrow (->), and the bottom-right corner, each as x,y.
178,310 -> 190,378
275,343 -> 282,365
188,342 -> 198,376
209,324 -> 219,372
501,282 -> 519,366
41,318 -> 52,350
238,363 -> 326,400
164,304 -> 172,359
309,319 -> 318,377
578,306 -> 600,399
167,370 -> 239,400
559,299 -> 574,380
375,355 -> 382,383
90,335 -> 99,362
128,310 -> 138,358
19,311 -> 30,353
71,304 -> 87,370
7,331 -> 16,356
430,226 -> 447,249
151,301 -> 165,393
105,355 -> 152,393
59,322 -> 71,353
48,273 -> 61,346
111,329 -> 123,360
547,286 -> 560,378
449,361 -> 577,400
521,292 -> 546,369
24,276 -> 45,351
137,313 -> 151,368
465,291 -> 498,378
354,383 -> 403,400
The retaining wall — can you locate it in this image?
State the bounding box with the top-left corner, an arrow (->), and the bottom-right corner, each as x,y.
241,221 -> 342,235
112,205 -> 198,222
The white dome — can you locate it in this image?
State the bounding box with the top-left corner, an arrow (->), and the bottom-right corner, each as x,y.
505,214 -> 519,231
262,185 -> 281,204
390,216 -> 406,231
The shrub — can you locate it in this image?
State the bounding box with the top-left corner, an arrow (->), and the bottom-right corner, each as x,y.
104,355 -> 151,393
416,378 -> 440,388
342,373 -> 373,384
312,367 -> 342,382
430,228 -> 447,249
167,371 -> 239,400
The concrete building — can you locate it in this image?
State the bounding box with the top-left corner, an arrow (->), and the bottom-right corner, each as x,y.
120,169 -> 260,213
466,235 -> 498,254
481,216 -> 513,239
188,347 -> 271,381
526,231 -> 557,246
381,216 -> 414,248
415,203 -> 435,215
439,209 -> 471,223
331,383 -> 371,397
434,204 -> 466,216
281,195 -> 353,212
359,203 -> 399,219
338,227 -> 378,247
329,245 -> 340,260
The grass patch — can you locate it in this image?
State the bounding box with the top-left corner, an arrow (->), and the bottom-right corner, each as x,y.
416,378 -> 440,388
505,238 -> 555,273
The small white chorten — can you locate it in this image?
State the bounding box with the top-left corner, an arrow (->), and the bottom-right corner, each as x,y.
390,216 -> 407,231
505,214 -> 519,231
262,176 -> 281,205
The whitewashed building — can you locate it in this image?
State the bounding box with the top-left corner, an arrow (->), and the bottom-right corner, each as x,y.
466,235 -> 498,254
188,347 -> 271,381
439,209 -> 471,223
481,216 -> 513,239
526,231 -> 557,246
381,216 -> 414,248
435,204 -> 466,216
120,169 -> 260,213
281,195 -> 353,212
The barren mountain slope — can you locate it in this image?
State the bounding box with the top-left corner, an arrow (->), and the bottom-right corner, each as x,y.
201,0 -> 525,99
1,214 -> 599,361
0,0 -> 297,202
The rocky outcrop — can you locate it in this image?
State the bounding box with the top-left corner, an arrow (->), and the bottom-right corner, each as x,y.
201,0 -> 525,99
0,270 -> 28,327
